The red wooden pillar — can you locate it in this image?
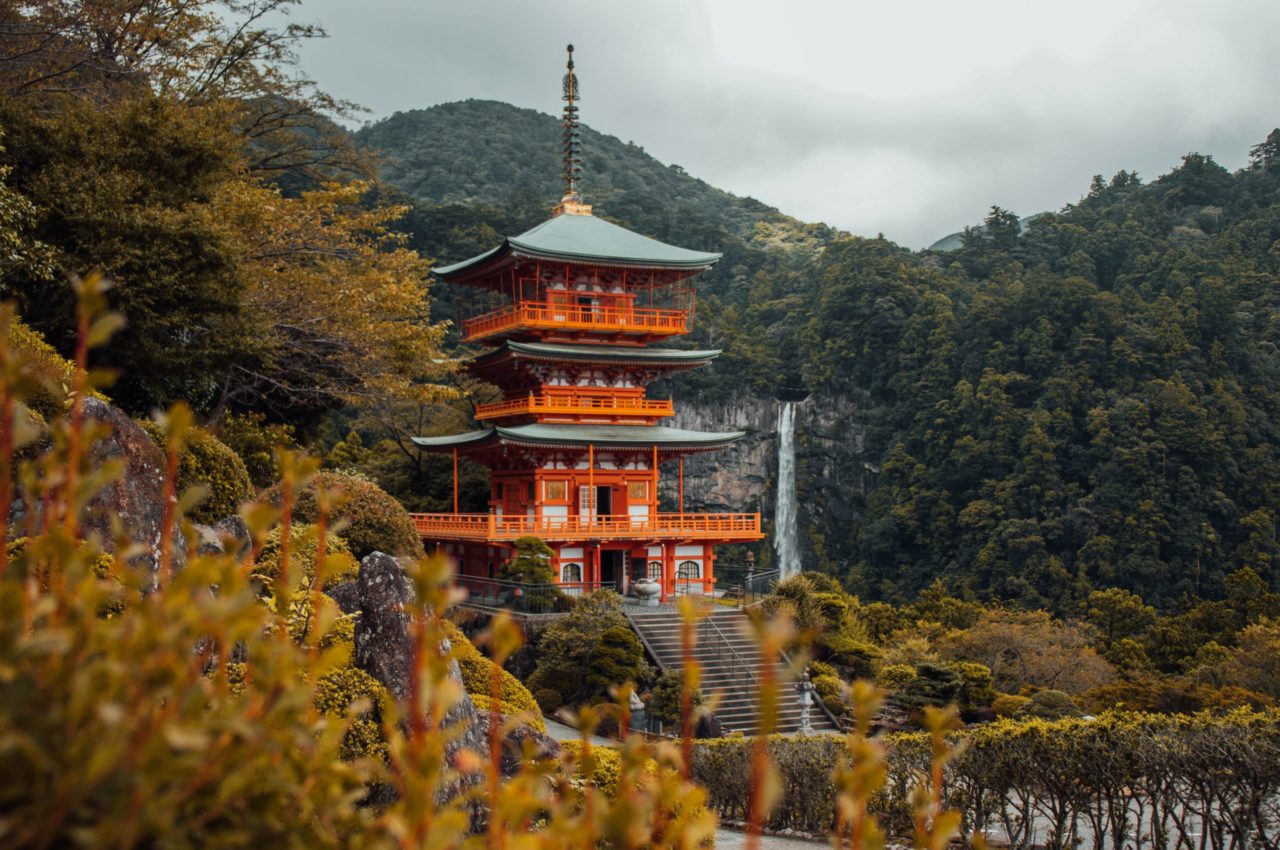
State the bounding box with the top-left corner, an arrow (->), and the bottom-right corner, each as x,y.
452,448 -> 459,513
678,456 -> 684,513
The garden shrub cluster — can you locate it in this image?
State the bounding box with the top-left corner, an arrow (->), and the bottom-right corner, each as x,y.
253,523 -> 360,587
263,471 -> 424,559
691,710 -> 1280,845
526,591 -> 652,708
443,620 -> 545,732
139,420 -> 254,524
218,411 -> 297,488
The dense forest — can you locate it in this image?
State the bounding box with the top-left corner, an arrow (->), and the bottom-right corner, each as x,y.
360,102 -> 1280,615
4,0 -> 1280,619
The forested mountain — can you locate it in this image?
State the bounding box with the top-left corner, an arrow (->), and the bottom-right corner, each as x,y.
360,99 -> 1280,613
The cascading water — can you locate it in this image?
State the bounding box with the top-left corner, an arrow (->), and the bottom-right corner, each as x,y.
773,401 -> 800,578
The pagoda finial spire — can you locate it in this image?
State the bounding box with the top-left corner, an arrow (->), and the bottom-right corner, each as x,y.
555,43 -> 592,216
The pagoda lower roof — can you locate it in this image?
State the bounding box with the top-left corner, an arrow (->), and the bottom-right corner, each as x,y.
434,212 -> 722,281
471,340 -> 721,369
412,423 -> 744,453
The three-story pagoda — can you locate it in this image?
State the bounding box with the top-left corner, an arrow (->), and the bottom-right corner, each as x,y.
411,46 -> 762,599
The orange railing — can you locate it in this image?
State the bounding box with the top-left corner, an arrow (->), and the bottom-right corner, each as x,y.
411,512 -> 763,542
474,393 -> 674,421
461,302 -> 688,342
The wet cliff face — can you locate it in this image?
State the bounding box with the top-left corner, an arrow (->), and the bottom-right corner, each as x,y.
664,395 -> 871,573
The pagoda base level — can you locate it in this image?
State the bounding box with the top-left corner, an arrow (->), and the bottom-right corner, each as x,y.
432,539 -> 719,601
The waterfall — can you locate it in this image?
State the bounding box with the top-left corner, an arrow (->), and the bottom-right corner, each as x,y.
773,401 -> 800,578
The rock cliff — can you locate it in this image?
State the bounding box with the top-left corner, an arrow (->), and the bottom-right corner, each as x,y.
665,394 -> 872,573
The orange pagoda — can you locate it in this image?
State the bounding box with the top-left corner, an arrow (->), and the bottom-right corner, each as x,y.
411,46 -> 762,600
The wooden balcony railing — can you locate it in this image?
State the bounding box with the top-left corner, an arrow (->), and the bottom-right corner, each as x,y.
461,301 -> 689,342
474,393 -> 674,422
411,512 -> 764,542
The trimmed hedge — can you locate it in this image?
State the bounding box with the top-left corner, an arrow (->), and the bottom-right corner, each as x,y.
262,471 -> 423,559
139,422 -> 253,524
691,710 -> 1280,843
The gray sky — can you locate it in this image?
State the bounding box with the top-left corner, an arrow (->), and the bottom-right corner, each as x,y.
293,0 -> 1280,248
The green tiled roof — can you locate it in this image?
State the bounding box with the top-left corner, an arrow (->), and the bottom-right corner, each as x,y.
473,340 -> 721,368
435,213 -> 722,278
412,423 -> 744,452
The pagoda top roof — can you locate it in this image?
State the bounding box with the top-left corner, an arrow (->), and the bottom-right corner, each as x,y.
434,212 -> 722,280
412,423 -> 744,453
472,340 -> 721,368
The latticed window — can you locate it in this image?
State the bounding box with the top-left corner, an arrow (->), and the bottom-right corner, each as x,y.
561,562 -> 582,583
676,560 -> 700,579
646,560 -> 662,580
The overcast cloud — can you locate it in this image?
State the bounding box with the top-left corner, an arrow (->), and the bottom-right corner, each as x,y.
293,0 -> 1280,248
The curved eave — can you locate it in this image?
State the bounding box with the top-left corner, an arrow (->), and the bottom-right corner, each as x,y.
470,341 -> 722,371
413,424 -> 745,454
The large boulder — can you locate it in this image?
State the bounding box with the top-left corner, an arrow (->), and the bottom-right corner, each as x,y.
353,552 -> 486,802
80,398 -> 189,576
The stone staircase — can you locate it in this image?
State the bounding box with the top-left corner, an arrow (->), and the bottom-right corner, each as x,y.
627,607 -> 839,736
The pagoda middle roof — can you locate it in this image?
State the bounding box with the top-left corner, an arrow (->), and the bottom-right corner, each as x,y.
434,212 -> 722,280
412,423 -> 744,453
472,340 -> 722,368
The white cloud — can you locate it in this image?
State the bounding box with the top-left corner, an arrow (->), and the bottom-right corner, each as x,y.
294,0 -> 1280,247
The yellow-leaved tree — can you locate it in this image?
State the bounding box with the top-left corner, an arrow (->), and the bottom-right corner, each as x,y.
210,178 -> 455,420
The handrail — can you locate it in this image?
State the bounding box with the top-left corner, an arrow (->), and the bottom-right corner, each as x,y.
475,393 -> 674,421
699,615 -> 759,688
411,511 -> 764,542
462,301 -> 689,341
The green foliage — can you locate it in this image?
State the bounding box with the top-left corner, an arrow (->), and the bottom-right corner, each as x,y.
264,470 -> 424,559
586,626 -> 649,697
528,591 -> 652,707
140,420 -> 253,524
876,663 -> 917,690
499,535 -> 556,583
647,669 -> 702,728
253,523 -> 360,587
314,665 -> 389,761
443,620 -> 545,732
896,662 -> 964,711
991,694 -> 1030,717
1015,689 -> 1084,720
533,687 -> 563,715
218,412 -> 296,489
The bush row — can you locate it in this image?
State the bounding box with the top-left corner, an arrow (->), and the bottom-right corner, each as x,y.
691,709 -> 1280,847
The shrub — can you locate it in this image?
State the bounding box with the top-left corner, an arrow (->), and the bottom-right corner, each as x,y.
314,665 -> 389,761
896,662 -> 964,711
876,663 -> 917,690
949,661 -> 996,708
991,693 -> 1031,717
218,411 -> 297,488
693,712 -> 1280,838
1015,689 -> 1084,720
534,687 -> 564,715
586,625 -> 649,697
648,669 -> 703,728
444,620 -> 545,732
499,535 -> 556,583
559,740 -> 624,796
140,421 -> 254,524
253,523 -> 360,587
530,591 -> 651,706
6,315 -> 107,421
263,470 -> 423,559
